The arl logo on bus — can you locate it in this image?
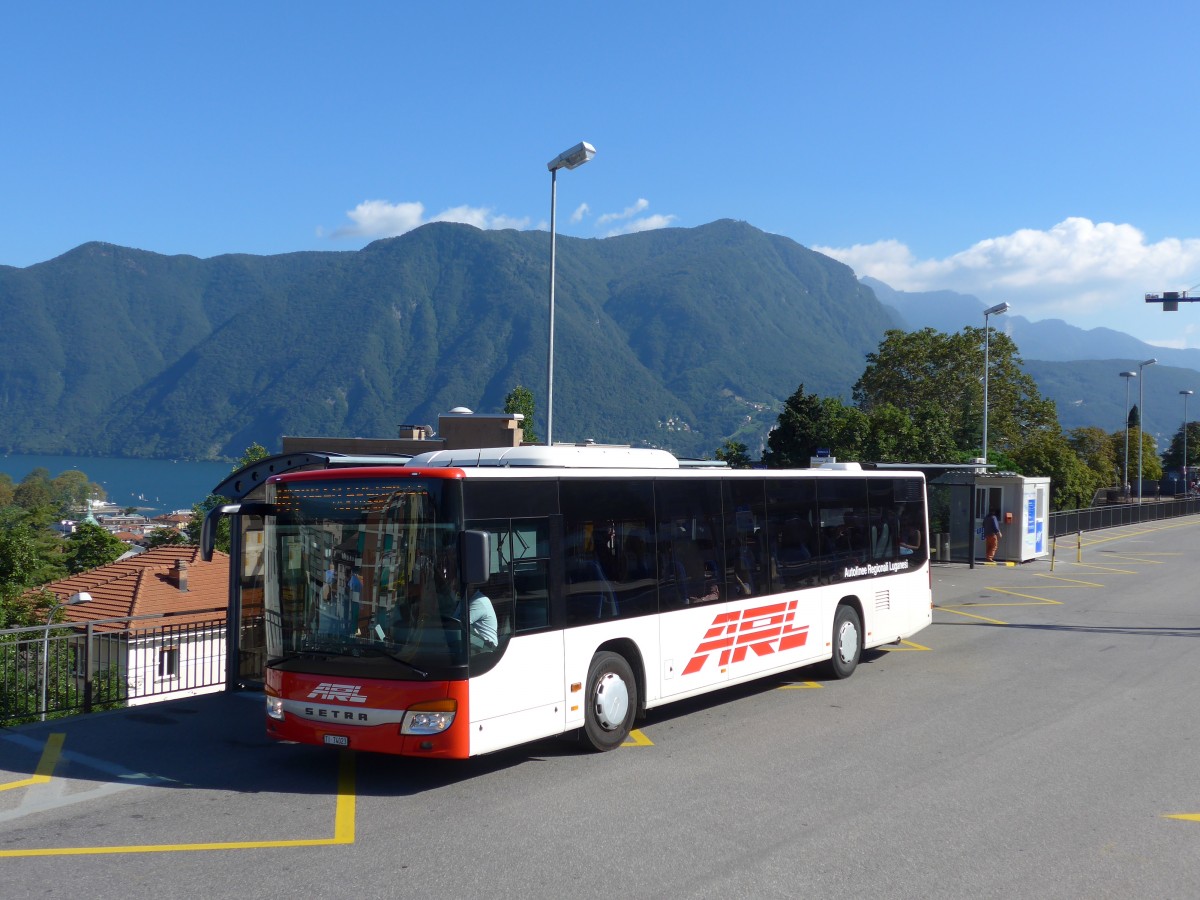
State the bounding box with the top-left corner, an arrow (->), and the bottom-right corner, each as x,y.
684,599 -> 809,675
307,682 -> 368,703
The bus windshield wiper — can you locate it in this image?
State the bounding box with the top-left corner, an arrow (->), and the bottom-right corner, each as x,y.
376,650 -> 429,678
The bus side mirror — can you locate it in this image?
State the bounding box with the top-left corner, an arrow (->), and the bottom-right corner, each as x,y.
201,505 -> 238,561
200,501 -> 275,561
462,530 -> 491,586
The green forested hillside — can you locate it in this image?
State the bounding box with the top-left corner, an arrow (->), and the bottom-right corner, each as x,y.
0,220 -> 895,459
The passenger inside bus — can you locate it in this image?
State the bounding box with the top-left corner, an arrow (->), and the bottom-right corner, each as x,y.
899,512 -> 922,556
468,587 -> 498,650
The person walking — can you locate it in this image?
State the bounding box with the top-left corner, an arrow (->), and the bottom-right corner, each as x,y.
983,507 -> 1003,562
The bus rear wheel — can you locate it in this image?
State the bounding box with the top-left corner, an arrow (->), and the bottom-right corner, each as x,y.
583,651 -> 637,752
828,604 -> 862,679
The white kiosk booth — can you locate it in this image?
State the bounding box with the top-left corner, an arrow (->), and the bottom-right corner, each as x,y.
957,474 -> 1050,563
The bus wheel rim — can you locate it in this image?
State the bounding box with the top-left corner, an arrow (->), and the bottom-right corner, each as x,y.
594,672 -> 629,730
837,620 -> 859,663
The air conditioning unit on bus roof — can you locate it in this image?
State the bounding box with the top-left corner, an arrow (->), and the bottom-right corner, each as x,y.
407,445 -> 682,469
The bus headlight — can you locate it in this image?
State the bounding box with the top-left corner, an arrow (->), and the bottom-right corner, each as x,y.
266,694 -> 284,720
401,699 -> 457,735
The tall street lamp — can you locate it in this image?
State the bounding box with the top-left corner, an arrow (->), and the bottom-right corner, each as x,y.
1119,371 -> 1137,498
545,140 -> 596,447
40,591 -> 91,721
981,302 -> 1010,464
1182,389 -> 1194,487
1137,357 -> 1157,502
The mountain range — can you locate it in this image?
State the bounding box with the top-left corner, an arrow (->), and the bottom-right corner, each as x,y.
2,219 -> 1197,461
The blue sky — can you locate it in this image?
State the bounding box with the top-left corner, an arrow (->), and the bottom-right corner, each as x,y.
5,2 -> 1200,348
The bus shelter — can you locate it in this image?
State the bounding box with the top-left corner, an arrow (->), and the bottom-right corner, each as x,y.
928,470 -> 1049,565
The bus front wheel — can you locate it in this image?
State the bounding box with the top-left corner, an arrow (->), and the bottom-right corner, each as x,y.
828,604 -> 862,679
583,651 -> 637,752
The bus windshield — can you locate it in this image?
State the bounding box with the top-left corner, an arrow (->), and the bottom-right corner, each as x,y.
265,476 -> 468,674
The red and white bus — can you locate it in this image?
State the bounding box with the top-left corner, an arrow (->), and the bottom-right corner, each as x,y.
244,446 -> 931,757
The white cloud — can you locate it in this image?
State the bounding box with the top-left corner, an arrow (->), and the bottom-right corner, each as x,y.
331,200 -> 528,239
333,200 -> 426,238
814,218 -> 1200,343
605,214 -> 678,238
595,198 -> 677,236
332,195 -> 679,242
597,198 -> 650,226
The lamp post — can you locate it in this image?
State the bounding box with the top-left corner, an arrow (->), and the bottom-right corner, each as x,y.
1137,357 -> 1157,502
981,302 -> 1010,464
40,591 -> 90,721
1119,371 -> 1137,498
1182,389 -> 1194,489
545,140 -> 596,447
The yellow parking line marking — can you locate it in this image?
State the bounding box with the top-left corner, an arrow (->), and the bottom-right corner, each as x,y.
1062,562 -> 1138,575
982,588 -> 1065,606
1165,813 -> 1200,822
936,606 -> 1008,625
1032,574 -> 1105,587
0,733 -> 65,792
884,639 -> 931,651
779,681 -> 823,689
1101,554 -> 1167,564
622,729 -> 654,747
1081,520 -> 1198,547
0,749 -> 356,857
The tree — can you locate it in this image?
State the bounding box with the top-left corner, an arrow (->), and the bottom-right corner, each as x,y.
147,528 -> 187,548
49,470 -> 103,515
504,385 -> 538,444
1117,428 -> 1163,486
0,524 -> 47,628
854,327 -> 1056,459
715,440 -> 753,469
1009,430 -> 1102,510
13,469 -> 53,511
762,384 -> 958,467
819,398 -> 869,461
1067,426 -> 1120,488
762,385 -> 825,468
1127,428 -> 1162,483
1161,421 -> 1200,475
0,507 -> 67,605
64,522 -> 126,574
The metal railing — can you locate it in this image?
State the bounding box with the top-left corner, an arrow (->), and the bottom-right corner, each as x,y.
0,608 -> 227,726
1049,495 -> 1200,539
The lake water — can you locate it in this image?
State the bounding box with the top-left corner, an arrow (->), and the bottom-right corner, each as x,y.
0,454 -> 235,515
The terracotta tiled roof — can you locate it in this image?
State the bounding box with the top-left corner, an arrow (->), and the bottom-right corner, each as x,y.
33,546 -> 230,632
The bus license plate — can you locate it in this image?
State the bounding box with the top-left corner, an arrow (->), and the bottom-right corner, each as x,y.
323,734 -> 349,747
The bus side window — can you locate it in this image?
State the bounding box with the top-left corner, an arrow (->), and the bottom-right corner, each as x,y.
765,478 -> 819,593
656,478 -> 725,607
892,478 -> 927,564
463,520 -> 515,652
724,480 -> 768,599
561,480 -> 656,624
511,519 -> 551,632
815,479 -> 870,580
